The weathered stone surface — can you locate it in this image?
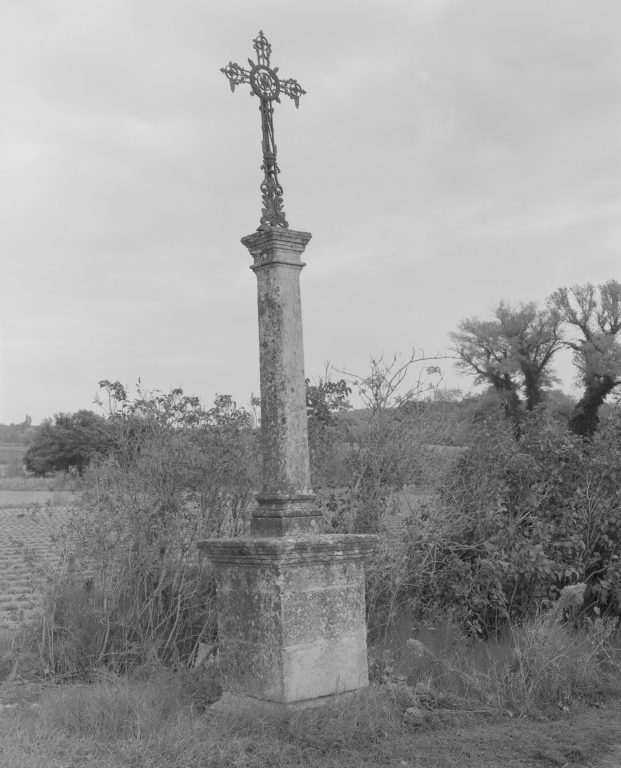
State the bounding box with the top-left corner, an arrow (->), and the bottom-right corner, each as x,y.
198,534 -> 379,706
241,228 -> 321,535
201,227 -> 378,711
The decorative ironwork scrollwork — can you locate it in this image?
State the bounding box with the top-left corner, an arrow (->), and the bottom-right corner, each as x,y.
221,31 -> 306,231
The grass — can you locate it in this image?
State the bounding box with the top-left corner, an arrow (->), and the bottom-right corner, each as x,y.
0,472 -> 82,493
0,474 -> 76,509
0,600 -> 619,766
370,611 -> 621,717
0,444 -> 27,465
0,478 -> 50,491
0,491 -> 57,508
0,669 -> 620,767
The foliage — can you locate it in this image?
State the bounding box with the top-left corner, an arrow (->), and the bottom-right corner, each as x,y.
372,409 -> 621,638
95,381 -> 258,539
24,411 -> 114,476
305,375 -> 352,489
548,279 -> 621,437
28,383 -> 258,675
0,416 -> 36,446
306,376 -> 352,424
543,388 -> 577,428
450,280 -> 621,438
3,366 -> 621,767
4,453 -> 26,478
371,587 -> 620,720
450,301 -> 563,426
317,353 -> 458,534
501,583 -> 619,711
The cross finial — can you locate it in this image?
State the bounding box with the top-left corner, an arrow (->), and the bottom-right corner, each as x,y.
221,32 -> 306,231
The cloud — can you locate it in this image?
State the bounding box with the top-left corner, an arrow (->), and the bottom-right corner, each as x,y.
1,0 -> 619,421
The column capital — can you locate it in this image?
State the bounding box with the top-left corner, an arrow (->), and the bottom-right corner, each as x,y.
242,228 -> 312,270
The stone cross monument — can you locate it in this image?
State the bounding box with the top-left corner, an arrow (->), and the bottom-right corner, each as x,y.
198,32 -> 378,711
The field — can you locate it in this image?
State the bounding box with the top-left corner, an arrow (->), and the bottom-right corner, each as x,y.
0,495 -> 73,629
0,490 -> 56,508
0,443 -> 27,464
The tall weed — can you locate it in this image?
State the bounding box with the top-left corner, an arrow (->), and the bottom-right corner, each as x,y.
24,385 -> 258,676
368,410 -> 621,637
370,586 -> 621,718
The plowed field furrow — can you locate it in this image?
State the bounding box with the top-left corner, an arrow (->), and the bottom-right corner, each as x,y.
0,505 -> 74,630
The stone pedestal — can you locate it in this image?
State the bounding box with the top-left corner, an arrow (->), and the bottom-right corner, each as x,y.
198,535 -> 378,710
242,228 -> 321,536
199,226 -> 378,711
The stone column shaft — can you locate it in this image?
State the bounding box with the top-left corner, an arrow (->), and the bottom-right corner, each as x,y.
199,226 -> 380,713
241,228 -> 322,535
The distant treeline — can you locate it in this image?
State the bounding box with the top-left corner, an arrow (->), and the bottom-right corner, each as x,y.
0,416 -> 37,445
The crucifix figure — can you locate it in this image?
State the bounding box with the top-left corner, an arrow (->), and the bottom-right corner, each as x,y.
221,31 -> 306,231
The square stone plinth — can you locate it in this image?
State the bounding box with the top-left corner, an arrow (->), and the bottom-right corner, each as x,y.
198,534 -> 378,708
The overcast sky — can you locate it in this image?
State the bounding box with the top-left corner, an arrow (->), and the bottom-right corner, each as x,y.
1,0 -> 619,424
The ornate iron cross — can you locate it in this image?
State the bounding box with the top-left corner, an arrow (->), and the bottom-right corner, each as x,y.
221,31 -> 306,231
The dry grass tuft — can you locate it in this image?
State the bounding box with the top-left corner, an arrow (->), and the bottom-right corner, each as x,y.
0,671 -> 620,768
369,588 -> 621,720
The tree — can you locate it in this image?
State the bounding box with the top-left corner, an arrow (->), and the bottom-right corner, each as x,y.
305,376 -> 352,490
450,302 -> 563,426
495,302 -> 563,410
306,377 -> 352,426
24,410 -> 114,476
0,415 -> 36,445
548,280 -> 621,437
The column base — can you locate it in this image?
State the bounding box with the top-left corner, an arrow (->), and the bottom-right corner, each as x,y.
251,493 -> 323,536
198,534 -> 379,708
211,689 -> 362,714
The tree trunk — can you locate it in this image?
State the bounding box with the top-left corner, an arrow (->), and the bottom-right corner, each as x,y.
568,375 -> 617,438
491,373 -> 524,434
522,364 -> 544,412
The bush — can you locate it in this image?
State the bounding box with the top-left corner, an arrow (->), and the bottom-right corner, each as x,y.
24,410 -> 114,476
368,408 -> 621,638
310,354 -> 459,535
26,383 -> 259,676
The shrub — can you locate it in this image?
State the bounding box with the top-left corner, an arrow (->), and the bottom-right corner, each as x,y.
26,383 -> 258,676
24,410 -> 114,476
311,354 -> 459,535
373,408 -> 621,638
